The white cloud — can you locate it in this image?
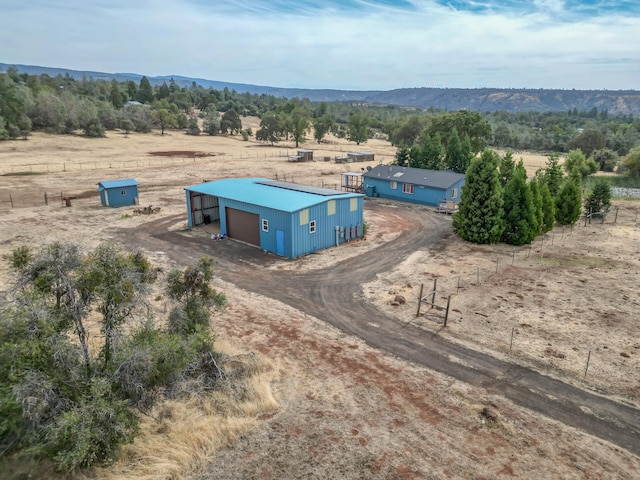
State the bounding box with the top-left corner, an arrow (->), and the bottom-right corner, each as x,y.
0,0 -> 638,90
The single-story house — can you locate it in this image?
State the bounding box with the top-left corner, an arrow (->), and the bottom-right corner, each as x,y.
98,178 -> 139,208
362,165 -> 465,207
184,178 -> 365,259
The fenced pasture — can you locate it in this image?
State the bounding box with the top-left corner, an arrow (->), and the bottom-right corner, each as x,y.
369,210 -> 640,401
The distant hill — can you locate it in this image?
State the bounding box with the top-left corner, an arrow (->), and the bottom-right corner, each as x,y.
2,63 -> 639,115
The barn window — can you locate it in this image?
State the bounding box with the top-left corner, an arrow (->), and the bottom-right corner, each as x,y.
121,190 -> 127,196
299,209 -> 309,225
350,198 -> 358,211
402,183 -> 414,194
262,219 -> 269,232
327,200 -> 336,216
390,181 -> 397,190
451,188 -> 458,199
309,220 -> 316,234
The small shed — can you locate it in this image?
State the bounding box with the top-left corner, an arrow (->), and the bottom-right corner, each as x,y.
363,165 -> 465,207
184,178 -> 364,259
98,179 -> 139,208
348,152 -> 375,163
288,149 -> 314,162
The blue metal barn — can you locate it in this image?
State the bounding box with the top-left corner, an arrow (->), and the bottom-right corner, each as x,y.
362,165 -> 465,207
97,178 -> 139,208
184,178 -> 365,259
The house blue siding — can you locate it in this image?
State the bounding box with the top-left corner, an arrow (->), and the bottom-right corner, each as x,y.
98,179 -> 139,208
363,176 -> 465,207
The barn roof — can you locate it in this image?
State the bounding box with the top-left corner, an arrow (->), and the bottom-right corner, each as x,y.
98,178 -> 139,190
363,165 -> 464,189
185,178 -> 363,213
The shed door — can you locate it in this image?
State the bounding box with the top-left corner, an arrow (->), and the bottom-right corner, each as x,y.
226,208 -> 260,246
276,229 -> 285,256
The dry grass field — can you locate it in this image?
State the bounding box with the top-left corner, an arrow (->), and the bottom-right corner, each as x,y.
1,125 -> 639,479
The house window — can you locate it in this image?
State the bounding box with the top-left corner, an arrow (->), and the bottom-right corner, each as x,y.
451,188 -> 458,199
309,220 -> 316,234
262,219 -> 269,232
327,200 -> 336,216
350,198 -> 358,211
121,190 -> 127,196
300,209 -> 309,225
390,181 -> 397,190
402,183 -> 414,194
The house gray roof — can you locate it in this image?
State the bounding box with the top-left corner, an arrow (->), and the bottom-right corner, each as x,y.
363,165 -> 465,189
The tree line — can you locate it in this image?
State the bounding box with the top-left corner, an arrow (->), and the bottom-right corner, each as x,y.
452,149 -> 614,246
1,66 -> 638,176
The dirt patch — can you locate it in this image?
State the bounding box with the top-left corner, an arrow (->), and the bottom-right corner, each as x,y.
148,150 -> 220,158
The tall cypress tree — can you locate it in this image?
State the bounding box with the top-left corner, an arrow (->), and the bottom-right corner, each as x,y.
137,76 -> 154,104
445,127 -> 465,173
540,182 -> 556,233
555,178 -> 582,225
529,177 -> 544,236
422,132 -> 445,170
452,149 -> 505,244
502,161 -> 538,245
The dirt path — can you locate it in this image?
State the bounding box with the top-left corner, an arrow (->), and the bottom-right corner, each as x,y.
118,201 -> 640,457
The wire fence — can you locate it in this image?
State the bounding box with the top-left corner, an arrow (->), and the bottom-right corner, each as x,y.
408,213 -> 639,385
0,147 -> 395,176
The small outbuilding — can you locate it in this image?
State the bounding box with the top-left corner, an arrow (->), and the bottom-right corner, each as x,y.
97,178 -> 139,208
362,165 -> 465,207
288,149 -> 314,162
184,178 -> 365,259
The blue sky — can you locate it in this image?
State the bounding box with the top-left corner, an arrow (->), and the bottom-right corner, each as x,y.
1,0 -> 638,90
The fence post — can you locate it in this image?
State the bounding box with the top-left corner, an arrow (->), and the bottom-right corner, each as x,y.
10,193 -> 14,208
431,279 -> 437,309
443,295 -> 451,327
584,350 -> 592,377
416,283 -> 424,317
476,266 -> 480,284
496,257 -> 499,273
509,326 -> 515,353
44,192 -> 48,205
614,207 -> 618,224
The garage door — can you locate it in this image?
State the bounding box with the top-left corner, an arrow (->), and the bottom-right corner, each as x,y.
226,208 -> 260,246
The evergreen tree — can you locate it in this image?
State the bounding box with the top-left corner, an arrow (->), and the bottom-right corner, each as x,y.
422,132 -> 445,170
540,153 -> 564,197
502,161 -> 538,245
445,127 -> 465,173
137,76 -> 154,104
395,147 -> 409,167
540,182 -> 555,233
498,150 -> 515,187
555,178 -> 582,225
529,177 -> 543,236
452,149 -> 505,244
584,178 -> 611,219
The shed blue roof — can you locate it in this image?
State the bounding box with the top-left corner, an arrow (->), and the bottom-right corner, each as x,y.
185,178 -> 362,213
98,178 -> 139,190
363,165 -> 464,189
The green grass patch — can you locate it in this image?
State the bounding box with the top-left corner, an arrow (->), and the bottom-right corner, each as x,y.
2,171 -> 46,176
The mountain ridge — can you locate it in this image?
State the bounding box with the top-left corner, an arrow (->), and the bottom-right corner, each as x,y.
2,63 -> 639,115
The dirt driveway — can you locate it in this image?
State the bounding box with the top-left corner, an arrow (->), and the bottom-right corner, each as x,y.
118,200 -> 640,458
